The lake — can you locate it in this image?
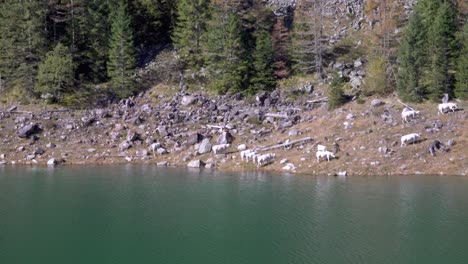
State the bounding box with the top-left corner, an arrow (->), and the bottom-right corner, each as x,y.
1,166 -> 467,264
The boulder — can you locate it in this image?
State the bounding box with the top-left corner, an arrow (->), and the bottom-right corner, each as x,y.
371,99 -> 385,107
119,141 -> 132,150
181,95 -> 197,106
336,171 -> 348,176
282,163 -> 296,171
16,123 -> 41,138
126,130 -> 140,142
187,159 -> 205,168
33,147 -> 46,155
157,161 -> 169,167
198,138 -> 212,154
187,132 -> 203,145
46,142 -> 56,148
157,148 -> 168,155
8,105 -> 17,112
47,158 -> 58,165
136,149 -> 148,157
288,130 -> 299,137
217,131 -> 234,145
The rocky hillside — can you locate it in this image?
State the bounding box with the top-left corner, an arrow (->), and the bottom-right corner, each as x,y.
1,86 -> 466,176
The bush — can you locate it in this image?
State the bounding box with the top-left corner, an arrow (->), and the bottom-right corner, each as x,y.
328,73 -> 348,110
363,56 -> 392,96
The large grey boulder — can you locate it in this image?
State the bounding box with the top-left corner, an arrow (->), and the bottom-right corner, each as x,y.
187,132 -> 203,145
217,131 -> 234,145
16,123 -> 41,138
198,138 -> 212,154
187,159 -> 205,168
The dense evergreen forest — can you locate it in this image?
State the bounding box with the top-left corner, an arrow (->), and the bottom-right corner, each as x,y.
0,0 -> 466,108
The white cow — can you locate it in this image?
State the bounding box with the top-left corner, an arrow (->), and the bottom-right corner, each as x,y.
316,150 -> 335,162
149,142 -> 161,157
401,133 -> 421,146
401,109 -> 420,123
240,149 -> 252,161
438,102 -> 458,115
317,144 -> 327,152
212,143 -> 230,154
257,153 -> 276,166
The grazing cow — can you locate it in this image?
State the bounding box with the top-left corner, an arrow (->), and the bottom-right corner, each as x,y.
240,149 -> 252,161
212,143 -> 230,154
257,153 -> 276,167
401,109 -> 420,123
401,133 -> 421,146
438,103 -> 458,115
317,144 -> 327,152
316,150 -> 336,162
150,142 -> 161,157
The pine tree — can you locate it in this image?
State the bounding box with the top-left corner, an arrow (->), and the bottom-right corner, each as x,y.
397,11 -> 427,102
107,0 -> 136,99
250,30 -> 276,92
454,23 -> 468,99
328,73 -> 347,110
0,0 -> 47,93
172,0 -> 210,69
426,1 -> 457,101
83,0 -> 113,83
203,6 -> 247,94
35,43 -> 74,101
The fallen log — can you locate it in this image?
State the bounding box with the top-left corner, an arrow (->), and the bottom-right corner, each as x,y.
307,97 -> 329,103
260,137 -> 313,152
265,113 -> 288,119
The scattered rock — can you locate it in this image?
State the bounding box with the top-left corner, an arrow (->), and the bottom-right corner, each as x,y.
217,131 -> 234,145
282,163 -> 296,171
47,158 -> 58,165
280,159 -> 288,164
157,161 -> 169,167
119,141 -> 132,150
87,148 -> 97,153
46,142 -> 56,148
181,95 -> 197,106
157,148 -> 168,155
136,149 -> 148,157
446,139 -> 455,146
198,138 -> 212,154
336,171 -> 348,176
371,99 -> 385,107
187,159 -> 205,168
26,154 -> 36,160
16,123 -> 41,138
34,147 -> 46,155
187,132 -> 203,145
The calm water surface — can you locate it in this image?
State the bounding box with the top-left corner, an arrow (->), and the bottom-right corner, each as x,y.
1,166 -> 467,264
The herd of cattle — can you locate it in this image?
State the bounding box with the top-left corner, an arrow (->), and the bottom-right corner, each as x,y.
208,102 -> 461,167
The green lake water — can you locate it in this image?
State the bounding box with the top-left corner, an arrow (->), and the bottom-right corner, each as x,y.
1,166 -> 467,264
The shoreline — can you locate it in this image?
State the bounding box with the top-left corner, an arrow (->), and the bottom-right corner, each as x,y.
1,91 -> 466,176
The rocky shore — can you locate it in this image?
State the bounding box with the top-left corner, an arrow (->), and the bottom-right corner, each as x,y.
0,86 -> 466,176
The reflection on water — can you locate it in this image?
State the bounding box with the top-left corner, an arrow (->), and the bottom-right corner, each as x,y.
0,166 -> 467,264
